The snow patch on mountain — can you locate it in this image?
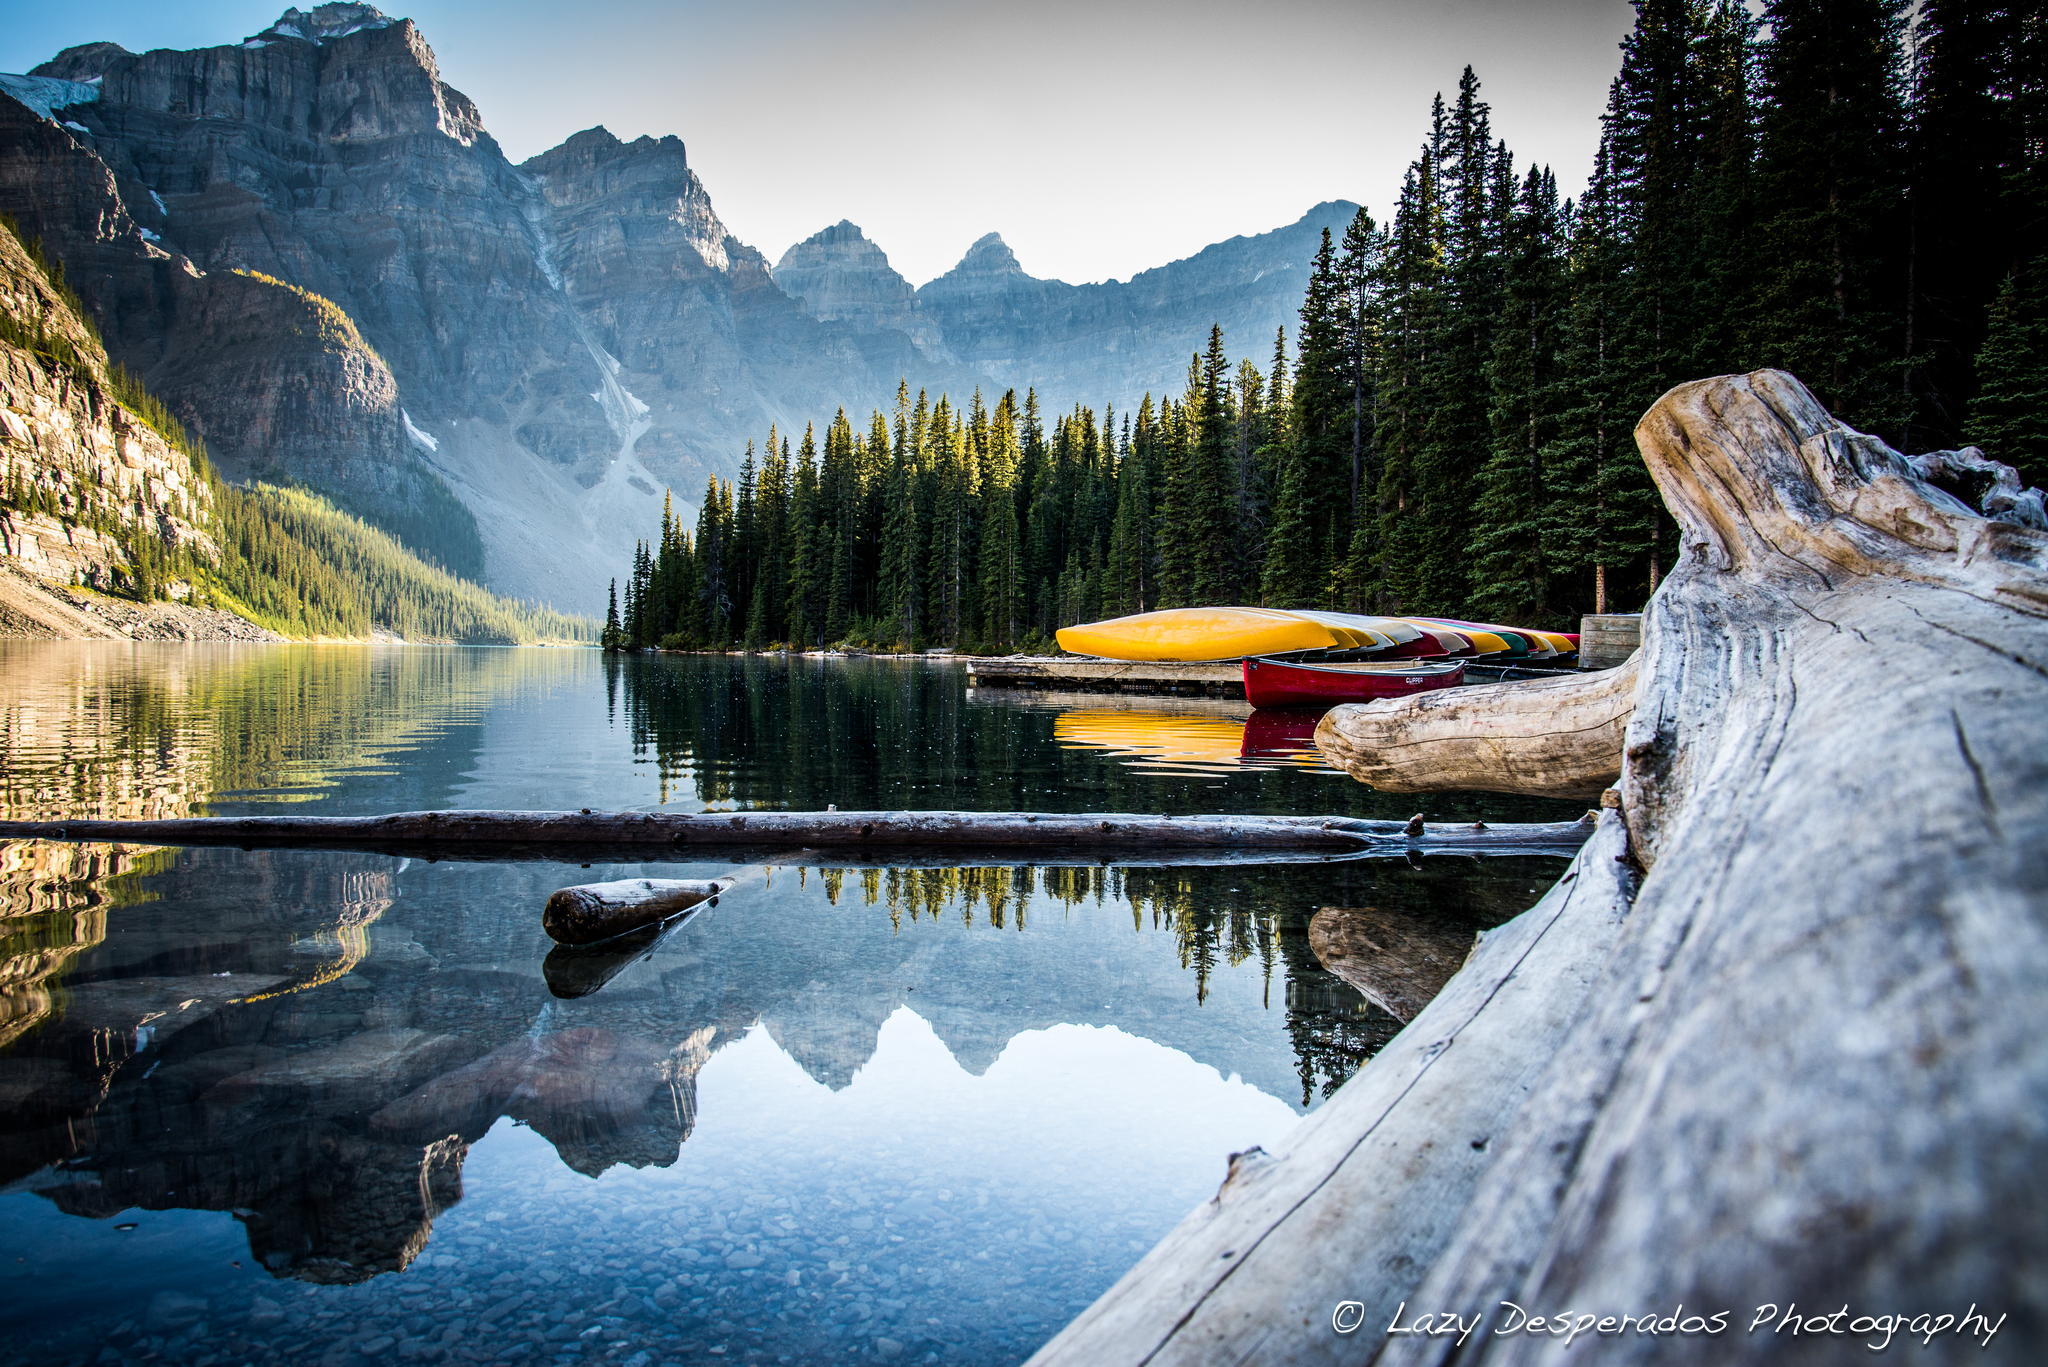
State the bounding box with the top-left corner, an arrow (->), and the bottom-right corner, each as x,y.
257,5 -> 392,45
0,74 -> 101,122
401,409 -> 439,452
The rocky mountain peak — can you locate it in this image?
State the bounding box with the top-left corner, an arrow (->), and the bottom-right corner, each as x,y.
28,42 -> 129,83
772,220 -> 944,353
524,127 -> 692,178
257,4 -> 396,45
958,231 -> 1023,275
776,220 -> 886,271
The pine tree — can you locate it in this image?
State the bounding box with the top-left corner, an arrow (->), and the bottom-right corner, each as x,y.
745,430 -> 791,646
878,389 -> 925,647
977,391 -> 1025,646
1374,122 -> 1451,613
1966,256 -> 2048,483
924,398 -> 974,644
1471,164 -> 1568,621
1749,0 -> 1912,436
1904,0 -> 2043,446
601,578 -> 621,651
785,423 -> 824,647
1187,325 -> 1242,602
1105,396 -> 1158,615
1265,230 -> 1351,607
821,409 -> 858,641
1545,123 -> 1643,614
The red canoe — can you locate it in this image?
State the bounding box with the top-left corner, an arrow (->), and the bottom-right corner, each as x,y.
1242,656 -> 1467,709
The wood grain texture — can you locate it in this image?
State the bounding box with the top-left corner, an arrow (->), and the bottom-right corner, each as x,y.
1033,370 -> 2048,1366
1314,656 -> 1637,801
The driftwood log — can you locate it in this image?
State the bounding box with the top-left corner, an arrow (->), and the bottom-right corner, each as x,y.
1031,369 -> 2048,1366
0,809 -> 1595,864
541,878 -> 727,945
1315,655 -> 1637,800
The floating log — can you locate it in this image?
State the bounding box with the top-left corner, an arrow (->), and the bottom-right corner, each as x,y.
0,808 -> 1596,862
1031,370 -> 2048,1366
1307,906 -> 1478,1024
542,877 -> 726,946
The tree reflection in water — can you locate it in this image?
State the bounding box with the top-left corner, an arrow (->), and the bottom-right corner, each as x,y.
0,641 -> 1568,1360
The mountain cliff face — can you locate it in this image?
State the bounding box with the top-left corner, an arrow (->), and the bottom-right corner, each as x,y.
912,204 -> 1362,413
514,129 -> 947,548
773,221 -> 948,354
2,4 -> 1358,610
771,203 -> 1361,419
9,8 -> 603,593
0,220 -> 214,590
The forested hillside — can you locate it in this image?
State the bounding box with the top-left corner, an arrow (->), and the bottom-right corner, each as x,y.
610,0 -> 2045,652
0,216 -> 593,643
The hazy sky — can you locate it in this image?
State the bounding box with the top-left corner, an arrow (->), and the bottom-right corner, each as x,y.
1,0 -> 1637,285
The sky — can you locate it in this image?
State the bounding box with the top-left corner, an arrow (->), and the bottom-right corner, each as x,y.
0,0 -> 1638,286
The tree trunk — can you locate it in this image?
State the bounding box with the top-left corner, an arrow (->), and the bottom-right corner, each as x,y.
1029,370 -> 2048,1366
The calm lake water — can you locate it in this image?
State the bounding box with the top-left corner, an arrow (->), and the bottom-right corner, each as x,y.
0,644 -> 1572,1366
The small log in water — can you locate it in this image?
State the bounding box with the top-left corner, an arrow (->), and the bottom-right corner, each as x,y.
0,808 -> 1596,862
542,878 -> 726,946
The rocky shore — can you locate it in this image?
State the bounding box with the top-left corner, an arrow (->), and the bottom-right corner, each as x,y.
0,563 -> 283,641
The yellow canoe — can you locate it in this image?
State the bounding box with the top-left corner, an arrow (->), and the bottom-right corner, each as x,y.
1056,607 -> 1342,662
1285,610 -> 1424,650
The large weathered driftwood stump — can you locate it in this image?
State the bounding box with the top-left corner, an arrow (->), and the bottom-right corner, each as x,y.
1031,370 -> 2048,1365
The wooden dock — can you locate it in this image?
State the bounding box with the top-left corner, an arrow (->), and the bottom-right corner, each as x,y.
964,656 -> 1244,697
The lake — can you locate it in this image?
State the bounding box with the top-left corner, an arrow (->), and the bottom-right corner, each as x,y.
0,644 -> 1573,1366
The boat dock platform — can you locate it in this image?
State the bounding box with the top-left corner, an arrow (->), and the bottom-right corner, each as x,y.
965,657 -> 1244,697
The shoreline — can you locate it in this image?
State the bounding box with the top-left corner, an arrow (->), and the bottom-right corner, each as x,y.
0,565 -> 589,646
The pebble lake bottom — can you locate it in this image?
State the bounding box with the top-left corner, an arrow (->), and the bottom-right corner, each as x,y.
0,644 -> 1575,1365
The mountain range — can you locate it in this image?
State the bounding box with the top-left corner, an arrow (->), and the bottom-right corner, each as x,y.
0,3 -> 1357,610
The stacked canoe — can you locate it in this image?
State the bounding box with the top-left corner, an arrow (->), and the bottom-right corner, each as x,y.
1053,606 -> 1578,709
1054,607 -> 1576,664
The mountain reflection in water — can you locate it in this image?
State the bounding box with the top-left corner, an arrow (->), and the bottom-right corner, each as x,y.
0,644 -> 1573,1365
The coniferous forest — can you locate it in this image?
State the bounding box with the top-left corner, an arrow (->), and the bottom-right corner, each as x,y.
610,0 -> 2046,653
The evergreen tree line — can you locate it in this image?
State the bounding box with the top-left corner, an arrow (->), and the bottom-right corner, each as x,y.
611,0 -> 2046,648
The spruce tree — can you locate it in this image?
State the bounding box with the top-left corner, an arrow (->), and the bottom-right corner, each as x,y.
1471,164 -> 1568,622
602,578 -> 621,651
1374,130 -> 1451,614
977,391 -> 1025,646
1749,0 -> 1912,436
1106,396 -> 1158,615
1966,256 -> 2048,484
1904,0 -> 2042,446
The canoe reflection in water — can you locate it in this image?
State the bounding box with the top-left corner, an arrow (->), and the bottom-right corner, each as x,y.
1048,705 -> 1339,775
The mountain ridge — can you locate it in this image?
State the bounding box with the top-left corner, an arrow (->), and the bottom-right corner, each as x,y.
3,5 -> 1361,611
